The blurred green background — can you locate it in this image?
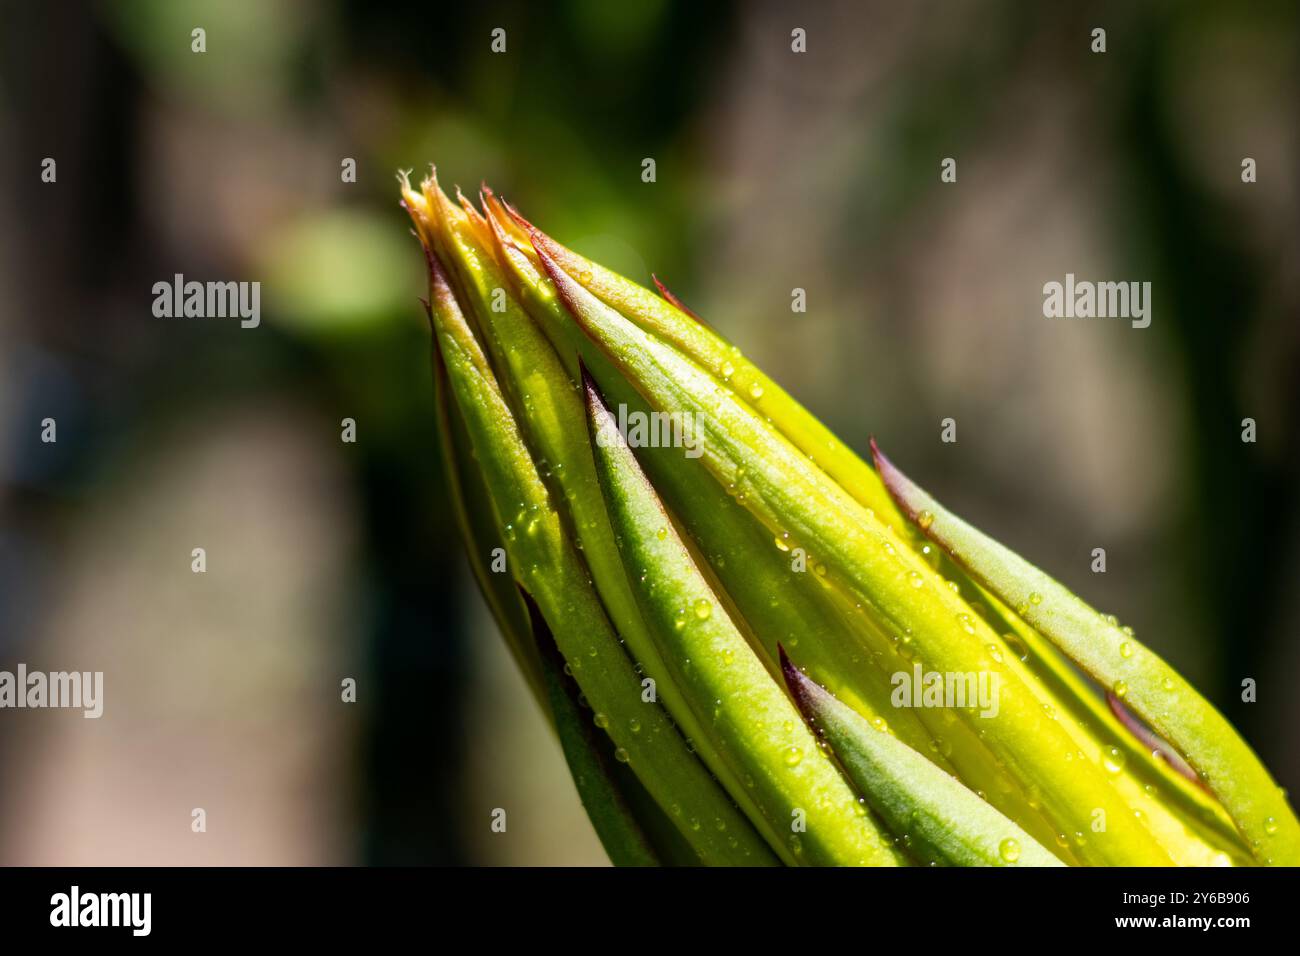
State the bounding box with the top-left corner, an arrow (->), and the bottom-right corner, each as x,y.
0,0 -> 1296,864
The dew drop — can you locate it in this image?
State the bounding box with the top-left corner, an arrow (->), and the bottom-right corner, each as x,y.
774,534 -> 791,552
656,526 -> 668,540
1029,592 -> 1043,606
1103,746 -> 1127,775
593,712 -> 610,729
999,838 -> 1021,863
908,571 -> 925,589
629,718 -> 641,734
917,510 -> 935,530
1119,641 -> 1134,659
749,382 -> 764,400
614,747 -> 630,764
1113,680 -> 1129,699
956,613 -> 976,635
693,599 -> 712,621
784,747 -> 803,767
1002,633 -> 1029,662
1265,817 -> 1279,836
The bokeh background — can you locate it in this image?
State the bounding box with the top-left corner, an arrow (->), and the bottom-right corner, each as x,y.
1,0 -> 1297,865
